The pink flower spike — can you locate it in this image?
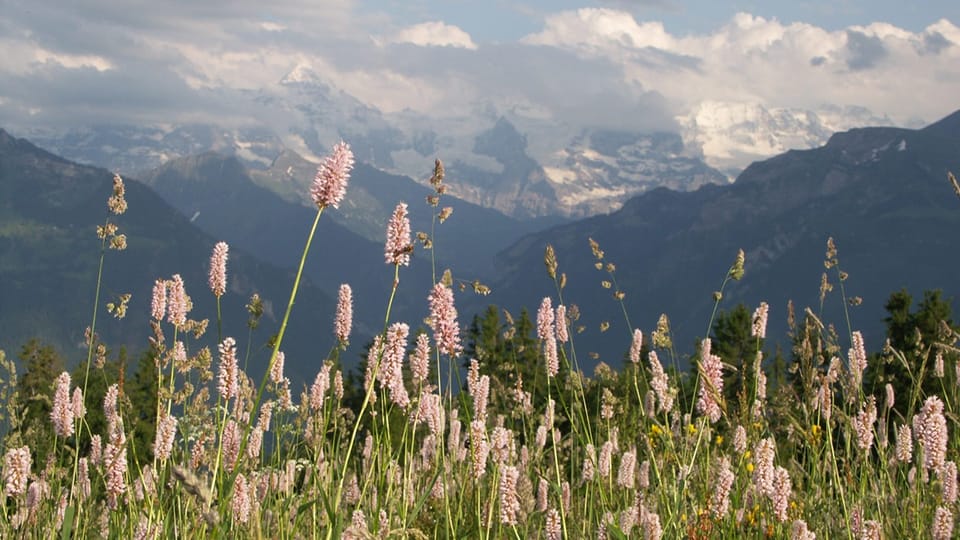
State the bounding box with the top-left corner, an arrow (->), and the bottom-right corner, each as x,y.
310,141 -> 354,209
385,202 -> 412,266
208,241 -> 229,298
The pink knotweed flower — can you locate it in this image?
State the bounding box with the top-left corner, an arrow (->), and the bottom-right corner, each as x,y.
104,439 -> 127,510
223,419 -> 241,472
208,241 -> 229,298
583,444 -> 596,481
70,386 -> 85,422
848,331 -> 867,389
772,466 -> 792,522
51,371 -> 74,438
648,350 -> 674,414
381,322 -> 411,409
933,505 -> 954,540
334,283 -> 353,345
151,278 -> 167,321
218,337 -> 239,401
545,508 -> 562,540
643,510 -> 662,540
629,328 -> 643,364
78,457 -> 91,501
753,437 -> 776,497
555,304 -> 568,343
448,409 -> 464,463
896,423 -> 913,463
104,383 -> 120,435
791,520 -> 816,540
415,392 -> 444,436
248,427 -> 263,461
599,440 -> 613,478
751,302 -> 769,339
410,332 -> 430,385
852,396 -> 877,451
536,477 -> 548,512
467,358 -> 480,396
941,461 -> 958,504
334,370 -> 344,402
915,396 -> 948,473
428,282 -> 462,357
469,419 -> 489,480
935,350 -> 945,378
166,274 -> 191,328
733,424 -> 748,453
544,335 -> 559,378
89,434 -> 103,466
153,413 -> 177,462
310,141 -> 354,209
3,446 -> 30,496
232,473 -> 251,524
710,456 -> 735,517
537,297 -> 554,341
385,202 -> 413,266
697,338 -> 724,423
499,465 -> 521,526
269,351 -> 285,385
473,374 -> 490,424
638,460 -> 650,490
885,383 -> 895,411
309,364 -> 331,412
618,449 -> 637,489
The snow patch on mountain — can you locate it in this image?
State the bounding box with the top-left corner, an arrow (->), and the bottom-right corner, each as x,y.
679,101 -> 897,177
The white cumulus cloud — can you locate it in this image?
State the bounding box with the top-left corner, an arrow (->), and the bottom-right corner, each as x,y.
393,21 -> 478,50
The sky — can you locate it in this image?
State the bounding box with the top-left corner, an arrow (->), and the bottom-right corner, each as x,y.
0,0 -> 958,137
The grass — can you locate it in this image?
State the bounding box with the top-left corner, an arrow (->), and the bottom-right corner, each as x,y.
0,149 -> 958,540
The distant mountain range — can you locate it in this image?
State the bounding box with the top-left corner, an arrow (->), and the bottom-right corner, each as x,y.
15,65 -> 908,221
4,108 -> 957,377
487,109 -> 960,366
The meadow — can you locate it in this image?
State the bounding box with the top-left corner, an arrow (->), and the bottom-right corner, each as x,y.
1,142 -> 958,539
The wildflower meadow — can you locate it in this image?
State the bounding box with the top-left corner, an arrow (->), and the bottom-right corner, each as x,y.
2,143 -> 960,539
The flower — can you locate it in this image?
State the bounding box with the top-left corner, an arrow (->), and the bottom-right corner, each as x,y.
3,446 -> 30,496
933,506 -> 954,540
848,331 -> 867,389
151,279 -> 167,321
710,457 -> 735,517
915,396 -> 948,473
51,372 -> 73,438
384,202 -> 412,266
428,283 -> 461,357
381,323 -> 411,409
154,414 -> 178,462
310,141 -> 354,209
208,242 -> 229,298
334,284 -> 353,345
498,465 -> 521,526
217,337 -> 239,401
697,338 -> 724,423
166,274 -> 191,328
409,333 -> 430,385
232,473 -> 251,524
751,302 -> 769,339
629,329 -> 643,364
555,304 -> 568,343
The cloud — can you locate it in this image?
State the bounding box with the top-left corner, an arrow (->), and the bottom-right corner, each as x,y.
392,21 -> 478,50
0,2 -> 957,151
844,30 -> 887,70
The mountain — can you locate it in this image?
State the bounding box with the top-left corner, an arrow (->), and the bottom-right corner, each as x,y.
489,110 -> 960,367
246,148 -> 552,278
0,129 -> 337,385
678,101 -> 899,177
